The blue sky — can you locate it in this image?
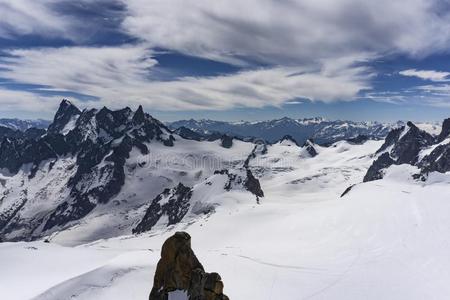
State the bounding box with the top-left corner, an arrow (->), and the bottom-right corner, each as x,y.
0,0 -> 450,122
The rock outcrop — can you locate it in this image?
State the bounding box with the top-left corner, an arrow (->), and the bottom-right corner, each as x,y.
437,118 -> 450,142
133,183 -> 193,234
346,134 -> 369,145
149,231 -> 229,300
220,135 -> 233,148
364,119 -> 450,182
363,121 -> 435,182
302,139 -> 318,157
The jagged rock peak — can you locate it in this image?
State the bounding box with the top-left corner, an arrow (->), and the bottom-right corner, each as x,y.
149,232 -> 229,300
132,105 -> 146,124
277,134 -> 299,146
48,99 -> 81,133
133,183 -> 193,234
220,134 -> 233,148
364,119 -> 445,182
438,118 -> 450,142
302,138 -> 318,157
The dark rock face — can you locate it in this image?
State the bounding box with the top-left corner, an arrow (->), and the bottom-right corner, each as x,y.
175,127 -> 204,141
23,128 -> 46,140
0,126 -> 20,140
243,143 -> 268,168
364,119 -> 450,182
438,118 -> 450,142
244,169 -> 264,198
302,139 -> 318,157
133,183 -> 193,234
149,232 -> 229,300
47,99 -> 81,134
214,169 -> 264,200
277,134 -> 299,146
346,135 -> 369,145
390,122 -> 434,165
0,126 -> 45,141
375,127 -> 404,154
134,168 -> 264,234
419,143 -> 450,176
364,122 -> 434,182
363,153 -> 395,182
220,135 -> 233,148
340,184 -> 355,197
0,100 -> 177,239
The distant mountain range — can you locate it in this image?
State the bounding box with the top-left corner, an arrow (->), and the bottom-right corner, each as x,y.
0,99 -> 448,245
0,118 -> 50,131
168,118 -> 441,145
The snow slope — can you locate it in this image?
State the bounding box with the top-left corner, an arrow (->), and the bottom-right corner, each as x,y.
2,138 -> 450,300
37,137 -> 254,245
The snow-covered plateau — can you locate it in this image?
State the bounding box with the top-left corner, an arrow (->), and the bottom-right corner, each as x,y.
1,101 -> 449,300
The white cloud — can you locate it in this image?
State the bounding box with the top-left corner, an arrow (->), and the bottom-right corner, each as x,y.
0,0 -> 72,39
122,0 -> 450,65
1,0 -> 450,116
0,88 -> 62,118
399,69 -> 450,82
365,84 -> 450,108
0,46 -> 370,112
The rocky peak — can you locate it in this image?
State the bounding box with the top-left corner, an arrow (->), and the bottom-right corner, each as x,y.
132,105 -> 146,124
390,121 -> 434,164
364,119 -> 447,182
438,118 -> 450,142
149,232 -> 229,300
277,134 -> 299,146
133,183 -> 193,234
220,134 -> 233,148
302,138 -> 318,157
48,99 -> 81,134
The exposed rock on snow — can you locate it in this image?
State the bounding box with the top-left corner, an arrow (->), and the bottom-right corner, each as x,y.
133,183 -> 193,234
149,231 -> 229,300
220,135 -> 233,149
276,134 -> 299,146
364,121 -> 435,182
346,134 -> 369,145
47,99 -> 81,134
302,139 -> 318,157
437,118 -> 450,142
134,169 -> 264,234
364,119 -> 450,182
0,100 -> 193,241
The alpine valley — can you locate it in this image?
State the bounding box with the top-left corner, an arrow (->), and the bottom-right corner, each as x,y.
1,100 -> 450,300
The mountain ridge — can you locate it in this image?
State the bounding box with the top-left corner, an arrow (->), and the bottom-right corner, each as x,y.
168,117 -> 441,145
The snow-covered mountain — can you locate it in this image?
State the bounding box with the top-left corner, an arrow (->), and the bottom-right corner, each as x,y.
1,101 -> 450,300
0,118 -> 50,131
364,119 -> 450,182
168,117 -> 399,145
0,100 -> 263,243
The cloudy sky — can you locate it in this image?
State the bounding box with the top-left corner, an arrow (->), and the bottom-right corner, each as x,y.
0,0 -> 450,122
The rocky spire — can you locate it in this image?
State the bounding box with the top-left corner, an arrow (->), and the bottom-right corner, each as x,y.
149,232 -> 229,300
132,105 -> 146,124
48,99 -> 81,134
438,118 -> 450,142
302,138 -> 318,157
